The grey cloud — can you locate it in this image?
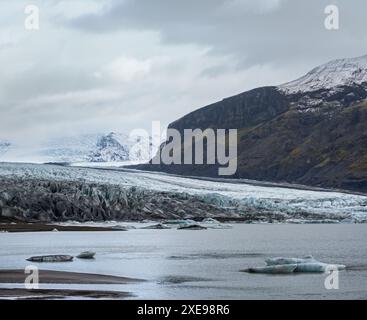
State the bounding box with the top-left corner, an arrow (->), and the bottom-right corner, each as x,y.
67,0 -> 367,67
1,0 -> 367,146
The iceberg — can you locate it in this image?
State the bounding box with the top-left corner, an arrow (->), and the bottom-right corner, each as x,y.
244,264 -> 297,274
26,255 -> 74,262
141,223 -> 171,230
265,255 -> 315,266
294,262 -> 346,273
205,224 -> 233,229
77,251 -> 96,259
202,218 -> 220,224
247,256 -> 346,274
164,219 -> 196,225
177,224 -> 207,230
266,256 -> 346,273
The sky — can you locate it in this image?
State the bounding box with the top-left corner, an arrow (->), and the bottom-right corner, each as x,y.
0,0 -> 367,146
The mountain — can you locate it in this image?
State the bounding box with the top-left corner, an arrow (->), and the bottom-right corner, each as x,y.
0,132 -> 154,164
133,55 -> 367,192
88,132 -> 129,162
88,132 -> 153,163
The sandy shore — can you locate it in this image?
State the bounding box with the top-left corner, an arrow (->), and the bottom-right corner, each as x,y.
0,269 -> 142,284
0,288 -> 130,299
0,222 -> 126,233
0,269 -> 142,299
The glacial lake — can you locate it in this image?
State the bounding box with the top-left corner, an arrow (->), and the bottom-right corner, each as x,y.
0,223 -> 366,299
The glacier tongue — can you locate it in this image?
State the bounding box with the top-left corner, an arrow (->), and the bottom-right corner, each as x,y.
279,54 -> 367,94
0,163 -> 366,221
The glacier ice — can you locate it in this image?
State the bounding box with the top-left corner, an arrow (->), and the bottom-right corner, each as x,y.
248,256 -> 346,274
265,256 -> 315,266
266,256 -> 346,272
0,162 -> 366,221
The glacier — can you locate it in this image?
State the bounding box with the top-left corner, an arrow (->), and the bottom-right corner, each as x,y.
0,162 -> 366,221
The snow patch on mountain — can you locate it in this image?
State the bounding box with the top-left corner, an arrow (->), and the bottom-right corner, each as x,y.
279,55 -> 367,94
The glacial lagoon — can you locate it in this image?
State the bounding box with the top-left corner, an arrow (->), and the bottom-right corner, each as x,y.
0,223 -> 366,299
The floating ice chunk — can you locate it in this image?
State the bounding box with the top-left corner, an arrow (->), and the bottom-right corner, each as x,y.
141,223 -> 171,229
205,224 -> 233,229
265,255 -> 346,273
26,255 -> 74,262
265,256 -> 315,266
201,218 -> 233,229
164,219 -> 196,225
202,218 -> 220,224
77,251 -> 96,259
177,224 -> 207,230
245,264 -> 297,274
294,262 -> 346,273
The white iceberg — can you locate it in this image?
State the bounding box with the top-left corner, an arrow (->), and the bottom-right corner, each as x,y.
265,255 -> 315,266
265,256 -> 346,273
202,218 -> 220,224
294,262 -> 346,273
245,264 -> 297,274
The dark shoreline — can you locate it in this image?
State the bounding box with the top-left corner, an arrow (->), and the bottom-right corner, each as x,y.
0,222 -> 128,233
0,269 -> 142,284
0,269 -> 142,299
0,288 -> 131,300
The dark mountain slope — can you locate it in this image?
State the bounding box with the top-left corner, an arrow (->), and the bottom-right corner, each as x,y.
169,86 -> 289,131
132,56 -> 367,192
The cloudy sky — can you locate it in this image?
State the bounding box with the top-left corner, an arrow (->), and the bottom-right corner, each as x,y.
1,0 -> 367,145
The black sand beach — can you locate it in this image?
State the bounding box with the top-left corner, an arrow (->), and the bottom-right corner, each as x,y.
0,269 -> 142,299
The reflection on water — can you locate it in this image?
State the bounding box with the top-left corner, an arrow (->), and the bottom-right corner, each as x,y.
0,224 -> 367,299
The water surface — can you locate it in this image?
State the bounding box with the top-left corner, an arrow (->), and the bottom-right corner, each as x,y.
0,224 -> 366,299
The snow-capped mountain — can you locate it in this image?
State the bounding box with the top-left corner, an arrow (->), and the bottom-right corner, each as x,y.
88,132 -> 153,163
88,133 -> 129,162
0,132 -> 156,164
280,54 -> 367,94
